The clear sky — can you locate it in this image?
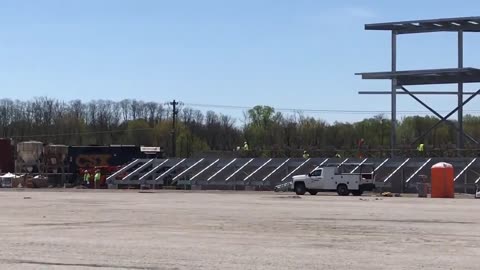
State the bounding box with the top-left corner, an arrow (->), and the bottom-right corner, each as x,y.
1,0 -> 480,123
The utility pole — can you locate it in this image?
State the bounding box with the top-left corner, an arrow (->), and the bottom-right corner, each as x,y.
169,100 -> 180,157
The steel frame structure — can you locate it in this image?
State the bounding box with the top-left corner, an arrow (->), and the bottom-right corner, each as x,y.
357,17 -> 480,156
105,157 -> 480,194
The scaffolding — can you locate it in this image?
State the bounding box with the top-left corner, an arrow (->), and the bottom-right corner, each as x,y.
357,16 -> 480,156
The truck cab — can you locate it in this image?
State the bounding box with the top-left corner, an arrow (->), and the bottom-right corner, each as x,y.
292,163 -> 375,196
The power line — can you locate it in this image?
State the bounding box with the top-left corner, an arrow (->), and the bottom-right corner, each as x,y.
183,102 -> 480,115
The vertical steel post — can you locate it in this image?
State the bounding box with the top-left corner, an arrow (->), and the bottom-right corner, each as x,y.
458,31 -> 464,155
391,31 -> 397,157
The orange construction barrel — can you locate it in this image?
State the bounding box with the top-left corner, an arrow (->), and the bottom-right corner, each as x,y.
431,162 -> 454,198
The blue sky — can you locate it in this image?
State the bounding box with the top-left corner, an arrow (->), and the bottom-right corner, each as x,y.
1,0 -> 480,123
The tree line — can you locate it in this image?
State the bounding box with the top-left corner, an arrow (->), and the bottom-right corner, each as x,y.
1,98 -> 480,157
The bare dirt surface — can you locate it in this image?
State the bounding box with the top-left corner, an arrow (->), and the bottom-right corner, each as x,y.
0,190 -> 479,269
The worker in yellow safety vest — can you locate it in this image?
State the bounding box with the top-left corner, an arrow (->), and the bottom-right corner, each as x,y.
243,141 -> 249,151
417,143 -> 425,156
83,170 -> 90,186
94,170 -> 101,189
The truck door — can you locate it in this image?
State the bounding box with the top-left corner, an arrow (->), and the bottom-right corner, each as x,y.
309,169 -> 324,189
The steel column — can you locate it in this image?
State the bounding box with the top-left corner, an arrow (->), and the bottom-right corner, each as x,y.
458,30 -> 464,152
391,30 -> 397,157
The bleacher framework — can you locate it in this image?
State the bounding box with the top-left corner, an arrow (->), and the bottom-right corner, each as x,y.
107,157 -> 480,193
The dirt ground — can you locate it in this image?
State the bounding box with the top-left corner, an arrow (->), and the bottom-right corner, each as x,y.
0,190 -> 478,270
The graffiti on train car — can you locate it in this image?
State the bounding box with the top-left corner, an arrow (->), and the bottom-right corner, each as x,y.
76,154 -> 112,168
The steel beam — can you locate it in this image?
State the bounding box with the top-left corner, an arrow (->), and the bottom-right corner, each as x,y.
154,159 -> 186,181
312,158 -> 329,171
454,158 -> 477,181
207,159 -> 237,182
106,159 -> 140,181
374,158 -> 390,172
383,158 -> 410,182
139,159 -> 169,181
337,158 -> 349,167
263,158 -> 290,182
190,159 -> 219,181
351,158 -> 368,173
226,159 -> 254,182
359,91 -> 478,95
405,159 -> 432,183
281,159 -> 311,182
122,159 -> 153,180
172,158 -> 205,181
244,159 -> 272,181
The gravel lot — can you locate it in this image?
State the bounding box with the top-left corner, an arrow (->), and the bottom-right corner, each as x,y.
0,190 -> 478,270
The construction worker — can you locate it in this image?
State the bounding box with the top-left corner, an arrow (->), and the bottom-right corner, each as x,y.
94,169 -> 101,189
303,151 -> 310,159
83,170 -> 90,186
243,141 -> 249,151
417,143 -> 425,156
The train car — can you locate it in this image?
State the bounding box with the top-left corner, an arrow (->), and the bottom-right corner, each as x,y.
68,145 -> 163,173
0,138 -> 15,174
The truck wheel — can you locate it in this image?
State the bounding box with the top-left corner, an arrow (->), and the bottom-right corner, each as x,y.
337,184 -> 349,196
351,190 -> 363,196
295,183 -> 306,195
309,191 -> 318,195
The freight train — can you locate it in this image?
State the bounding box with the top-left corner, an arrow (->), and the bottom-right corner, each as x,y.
0,139 -> 164,179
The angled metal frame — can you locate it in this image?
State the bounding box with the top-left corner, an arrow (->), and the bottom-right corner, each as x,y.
207,159 -> 237,182
400,86 -> 479,145
280,158 -> 311,182
122,159 -> 153,180
106,159 -> 140,181
154,159 -> 186,181
244,159 -> 272,181
172,158 -> 205,181
190,159 -> 219,181
226,159 -> 254,182
139,159 -> 169,181
337,158 -> 349,167
405,158 -> 432,183
351,158 -> 368,173
374,158 -> 390,172
383,158 -> 410,183
454,158 -> 477,182
312,158 -> 329,171
263,158 -> 290,182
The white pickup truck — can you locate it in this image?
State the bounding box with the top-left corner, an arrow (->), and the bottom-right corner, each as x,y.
292,163 -> 375,196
